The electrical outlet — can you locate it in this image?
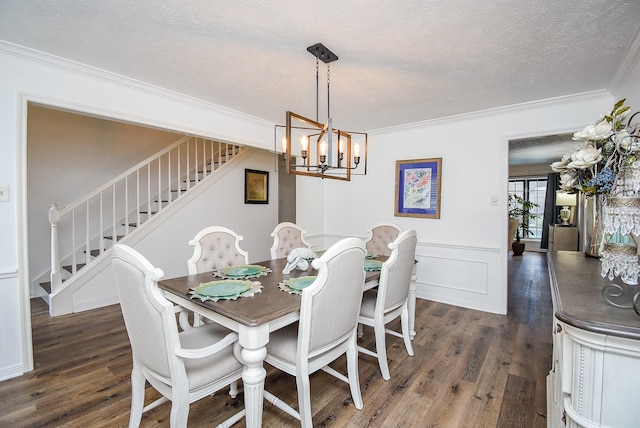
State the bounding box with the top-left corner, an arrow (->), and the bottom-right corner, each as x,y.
0,184 -> 9,202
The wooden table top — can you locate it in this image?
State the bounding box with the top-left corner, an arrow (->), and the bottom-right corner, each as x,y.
158,257 -> 382,327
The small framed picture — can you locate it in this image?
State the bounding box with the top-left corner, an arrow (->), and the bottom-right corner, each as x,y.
395,158 -> 442,218
244,169 -> 269,204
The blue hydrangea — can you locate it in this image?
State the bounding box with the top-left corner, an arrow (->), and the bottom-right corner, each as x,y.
585,167 -> 616,194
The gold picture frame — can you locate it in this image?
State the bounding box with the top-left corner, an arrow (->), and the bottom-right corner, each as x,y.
394,158 -> 442,218
244,169 -> 269,204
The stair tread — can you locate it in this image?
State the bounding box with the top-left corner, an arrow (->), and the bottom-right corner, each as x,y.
63,263 -> 86,273
39,282 -> 52,294
104,235 -> 124,240
84,249 -> 101,257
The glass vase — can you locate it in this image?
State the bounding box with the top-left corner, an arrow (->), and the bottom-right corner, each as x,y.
583,194 -> 604,258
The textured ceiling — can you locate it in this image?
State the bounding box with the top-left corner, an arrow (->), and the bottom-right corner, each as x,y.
1,0 -> 639,135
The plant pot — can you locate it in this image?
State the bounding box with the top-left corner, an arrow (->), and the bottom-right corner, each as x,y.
508,218 -> 519,250
512,241 -> 525,256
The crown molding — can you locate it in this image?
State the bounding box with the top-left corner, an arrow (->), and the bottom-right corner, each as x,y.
370,90 -> 612,135
0,40 -> 273,127
609,23 -> 640,94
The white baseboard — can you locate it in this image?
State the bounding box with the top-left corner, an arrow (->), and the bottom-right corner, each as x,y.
0,363 -> 24,382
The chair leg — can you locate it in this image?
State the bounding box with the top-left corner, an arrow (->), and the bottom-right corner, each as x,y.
374,322 -> 390,380
128,365 -> 145,427
357,322 -> 364,338
170,387 -> 190,428
401,305 -> 414,357
347,337 -> 364,410
229,380 -> 238,398
193,313 -> 203,327
296,373 -> 313,428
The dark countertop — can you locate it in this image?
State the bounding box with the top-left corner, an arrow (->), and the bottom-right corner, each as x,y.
547,251 -> 640,340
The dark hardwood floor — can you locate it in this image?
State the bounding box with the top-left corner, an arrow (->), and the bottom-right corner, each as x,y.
0,252 -> 552,427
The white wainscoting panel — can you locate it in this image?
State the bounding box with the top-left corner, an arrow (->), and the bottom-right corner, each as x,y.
414,241 -> 505,314
419,254 -> 488,295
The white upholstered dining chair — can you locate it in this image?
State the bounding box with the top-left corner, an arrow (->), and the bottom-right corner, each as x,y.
188,226 -> 249,274
261,237 -> 366,427
364,222 -> 402,257
269,222 -> 312,259
187,226 -> 250,327
358,229 -> 417,380
112,244 -> 245,428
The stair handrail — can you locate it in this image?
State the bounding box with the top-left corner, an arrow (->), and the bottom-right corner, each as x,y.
55,135 -> 189,217
48,136 -> 242,293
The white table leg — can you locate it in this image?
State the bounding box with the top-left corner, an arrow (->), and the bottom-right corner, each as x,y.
238,324 -> 269,428
409,267 -> 417,340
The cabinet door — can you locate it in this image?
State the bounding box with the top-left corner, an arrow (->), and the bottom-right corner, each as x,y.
550,227 -> 578,251
547,321 -> 564,427
560,323 -> 640,427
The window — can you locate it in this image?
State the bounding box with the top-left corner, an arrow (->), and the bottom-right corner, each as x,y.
509,177 -> 547,239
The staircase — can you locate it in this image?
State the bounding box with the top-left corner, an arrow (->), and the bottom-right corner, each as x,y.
41,136 -> 245,315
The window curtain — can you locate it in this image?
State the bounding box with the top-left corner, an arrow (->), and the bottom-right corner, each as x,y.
540,172 -> 561,249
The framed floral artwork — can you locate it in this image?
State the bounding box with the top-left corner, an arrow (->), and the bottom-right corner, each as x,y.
394,158 -> 442,218
244,169 -> 269,204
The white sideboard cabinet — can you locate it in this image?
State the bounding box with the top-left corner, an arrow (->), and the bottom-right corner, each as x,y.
547,251 -> 640,427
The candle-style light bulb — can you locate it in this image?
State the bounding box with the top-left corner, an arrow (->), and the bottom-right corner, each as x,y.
337,137 -> 344,164
281,137 -> 287,161
320,140 -> 327,165
354,142 -> 360,157
299,135 -> 309,160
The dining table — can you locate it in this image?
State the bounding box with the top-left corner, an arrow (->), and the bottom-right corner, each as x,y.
157,255 -> 415,428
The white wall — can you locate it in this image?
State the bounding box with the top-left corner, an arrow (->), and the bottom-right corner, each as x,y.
0,41 -> 273,379
135,149 -> 277,277
297,92 -> 614,314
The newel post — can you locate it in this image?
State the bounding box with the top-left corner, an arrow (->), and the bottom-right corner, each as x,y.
49,203 -> 62,292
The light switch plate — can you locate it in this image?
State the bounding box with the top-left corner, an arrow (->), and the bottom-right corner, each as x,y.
0,184 -> 9,202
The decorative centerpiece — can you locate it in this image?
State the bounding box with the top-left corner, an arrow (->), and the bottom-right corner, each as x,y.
551,99 -> 640,315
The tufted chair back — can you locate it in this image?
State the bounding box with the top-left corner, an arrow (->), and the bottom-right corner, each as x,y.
269,222 -> 312,259
365,223 -> 402,257
187,226 -> 249,274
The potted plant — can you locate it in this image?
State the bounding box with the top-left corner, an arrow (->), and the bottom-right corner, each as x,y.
508,194 -> 540,256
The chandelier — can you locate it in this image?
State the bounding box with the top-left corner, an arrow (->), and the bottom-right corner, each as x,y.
275,43 -> 367,181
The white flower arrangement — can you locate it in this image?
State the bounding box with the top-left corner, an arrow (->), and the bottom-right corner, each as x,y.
551,100 -> 639,196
